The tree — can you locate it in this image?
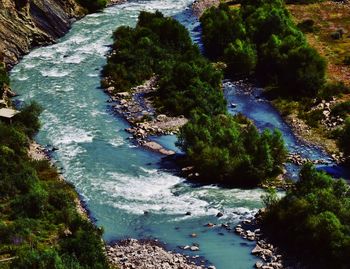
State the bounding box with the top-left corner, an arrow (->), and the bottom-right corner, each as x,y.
223,39 -> 257,76
15,102 -> 42,137
278,46 -> 326,96
339,117 -> 350,159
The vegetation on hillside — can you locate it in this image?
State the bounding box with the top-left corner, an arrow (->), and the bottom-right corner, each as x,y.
0,64 -> 9,96
76,0 -> 107,13
103,11 -> 287,186
200,1 -> 326,97
262,164 -> 350,269
0,65 -> 109,268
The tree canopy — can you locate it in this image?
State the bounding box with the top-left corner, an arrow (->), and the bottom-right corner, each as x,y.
200,1 -> 326,97
262,164 -> 350,268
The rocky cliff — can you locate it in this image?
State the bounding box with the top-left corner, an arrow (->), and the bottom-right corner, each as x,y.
0,0 -> 84,68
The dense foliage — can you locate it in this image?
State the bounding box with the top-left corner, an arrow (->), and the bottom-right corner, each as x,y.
0,64 -> 9,96
76,0 -> 107,13
102,11 -> 226,117
103,12 -> 287,186
339,117 -> 350,160
0,103 -> 109,269
262,164 -> 350,268
200,1 -> 326,97
178,113 -> 287,186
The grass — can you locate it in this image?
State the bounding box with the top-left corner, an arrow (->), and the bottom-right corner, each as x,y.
287,1 -> 350,86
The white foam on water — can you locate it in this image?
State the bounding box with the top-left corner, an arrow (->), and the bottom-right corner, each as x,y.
23,62 -> 38,69
90,109 -> 107,117
27,48 -> 57,60
63,54 -> 86,64
52,125 -> 93,145
40,68 -> 70,78
16,75 -> 29,81
96,171 -> 217,216
108,137 -> 124,148
76,38 -> 109,56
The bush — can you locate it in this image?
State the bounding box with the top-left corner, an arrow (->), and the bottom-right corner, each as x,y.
278,46 -> 326,96
76,0 -> 106,13
297,19 -> 316,33
223,39 -> 257,76
344,55 -> 350,65
0,100 -> 109,269
339,117 -> 350,158
177,113 -> 287,186
262,164 -> 350,268
200,1 -> 326,98
0,64 -> 9,96
331,101 -> 350,118
318,81 -> 350,100
14,101 -> 42,137
201,5 -> 245,59
103,11 -> 226,117
300,109 -> 323,128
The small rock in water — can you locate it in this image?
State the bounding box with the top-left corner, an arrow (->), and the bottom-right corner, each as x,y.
185,211 -> 192,216
190,246 -> 199,251
255,261 -> 264,268
216,212 -> 224,218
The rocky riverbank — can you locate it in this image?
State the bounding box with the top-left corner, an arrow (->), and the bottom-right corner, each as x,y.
191,0 -> 220,17
235,210 -> 286,269
284,113 -> 344,164
0,0 -> 84,68
102,76 -> 188,155
106,239 -> 215,269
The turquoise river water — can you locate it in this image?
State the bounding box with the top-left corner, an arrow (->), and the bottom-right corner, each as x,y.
10,1 -> 263,268
10,0 -> 348,268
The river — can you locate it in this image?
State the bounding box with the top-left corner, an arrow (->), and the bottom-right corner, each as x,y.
9,0 -> 347,268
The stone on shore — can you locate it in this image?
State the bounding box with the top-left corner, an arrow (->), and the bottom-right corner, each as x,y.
106,239 -> 207,269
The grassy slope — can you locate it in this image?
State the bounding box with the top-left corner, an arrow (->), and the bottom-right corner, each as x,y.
273,1 -> 350,155
287,1 -> 350,86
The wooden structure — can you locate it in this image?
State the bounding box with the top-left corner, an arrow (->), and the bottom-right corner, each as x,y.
0,108 -> 19,123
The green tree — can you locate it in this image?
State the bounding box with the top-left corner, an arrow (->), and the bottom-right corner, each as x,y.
223,39 -> 257,76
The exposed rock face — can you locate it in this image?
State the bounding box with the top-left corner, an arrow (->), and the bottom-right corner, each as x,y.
0,0 -> 84,67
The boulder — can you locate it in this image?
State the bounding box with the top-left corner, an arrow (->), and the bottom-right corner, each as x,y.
252,245 -> 264,255
216,212 -> 224,218
255,261 -> 264,269
190,246 -> 199,251
117,92 -> 130,97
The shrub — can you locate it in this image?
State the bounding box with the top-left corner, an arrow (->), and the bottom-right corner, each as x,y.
297,19 -> 316,33
177,113 -> 287,186
339,117 -> 350,158
76,0 -> 106,13
278,46 -> 326,97
262,164 -> 350,268
318,82 -> 350,100
14,102 -> 42,137
200,1 -> 326,98
0,64 -> 9,96
331,101 -> 350,118
344,55 -> 350,65
223,39 -> 257,76
103,11 -> 226,117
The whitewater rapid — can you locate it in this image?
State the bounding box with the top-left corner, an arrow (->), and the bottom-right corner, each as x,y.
11,1 -> 262,268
